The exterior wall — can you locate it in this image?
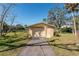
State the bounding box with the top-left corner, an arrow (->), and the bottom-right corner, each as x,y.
46,26 -> 54,38
28,28 -> 32,37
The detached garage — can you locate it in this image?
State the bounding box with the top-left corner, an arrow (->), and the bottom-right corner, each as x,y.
28,23 -> 55,38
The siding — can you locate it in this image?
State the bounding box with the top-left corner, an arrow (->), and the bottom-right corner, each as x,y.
46,27 -> 54,38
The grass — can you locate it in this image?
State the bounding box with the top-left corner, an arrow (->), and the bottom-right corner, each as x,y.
0,31 -> 29,56
49,33 -> 79,56
53,33 -> 77,44
0,47 -> 22,56
1,31 -> 79,56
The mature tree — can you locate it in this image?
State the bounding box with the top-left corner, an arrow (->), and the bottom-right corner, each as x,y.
74,16 -> 79,30
16,24 -> 25,31
7,16 -> 16,33
0,21 -> 9,33
47,7 -> 66,29
0,4 -> 16,36
65,3 -> 79,36
24,24 -> 28,29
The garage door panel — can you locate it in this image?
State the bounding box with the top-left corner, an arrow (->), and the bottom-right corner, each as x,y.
32,28 -> 44,38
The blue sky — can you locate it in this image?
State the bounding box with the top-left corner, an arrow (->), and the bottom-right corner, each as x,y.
12,3 -> 64,26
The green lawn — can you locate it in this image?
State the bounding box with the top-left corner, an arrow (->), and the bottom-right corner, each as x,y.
49,33 -> 79,56
53,33 -> 77,44
0,31 -> 29,56
1,32 -> 79,56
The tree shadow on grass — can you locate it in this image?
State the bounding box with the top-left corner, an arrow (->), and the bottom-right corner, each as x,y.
0,38 -> 79,52
0,35 -> 27,44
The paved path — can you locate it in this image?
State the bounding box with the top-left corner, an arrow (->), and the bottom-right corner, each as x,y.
19,38 -> 55,56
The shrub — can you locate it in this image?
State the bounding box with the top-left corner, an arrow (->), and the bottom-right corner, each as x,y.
60,27 -> 72,33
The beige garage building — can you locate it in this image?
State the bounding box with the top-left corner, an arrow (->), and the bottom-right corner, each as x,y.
28,23 -> 55,38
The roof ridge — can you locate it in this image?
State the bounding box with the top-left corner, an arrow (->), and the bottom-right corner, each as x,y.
28,22 -> 55,28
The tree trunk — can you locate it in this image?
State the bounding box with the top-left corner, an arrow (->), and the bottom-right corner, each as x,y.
0,4 -> 13,36
0,30 -> 3,36
72,12 -> 77,36
0,20 -> 4,36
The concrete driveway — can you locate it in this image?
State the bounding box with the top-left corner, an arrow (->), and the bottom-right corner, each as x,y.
18,38 -> 55,56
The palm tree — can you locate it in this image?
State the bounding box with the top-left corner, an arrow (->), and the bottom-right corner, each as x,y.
65,3 -> 79,36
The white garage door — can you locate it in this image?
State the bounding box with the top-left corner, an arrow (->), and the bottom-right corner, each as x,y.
32,28 -> 44,38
